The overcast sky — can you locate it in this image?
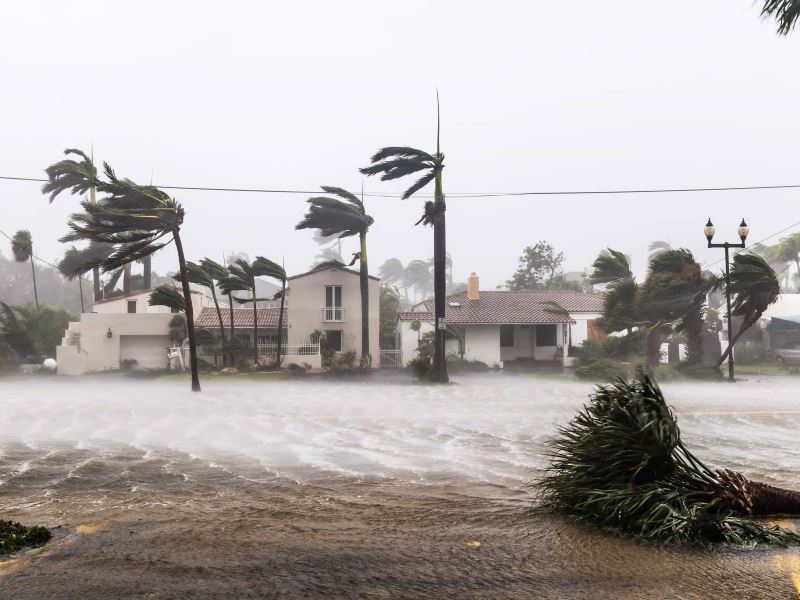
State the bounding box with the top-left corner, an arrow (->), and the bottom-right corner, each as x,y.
1,1 -> 799,290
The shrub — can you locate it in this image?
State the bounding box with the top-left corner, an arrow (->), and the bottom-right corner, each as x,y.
446,356 -> 490,372
287,362 -> 305,374
0,520 -> 51,555
574,358 -> 628,382
120,358 -> 138,371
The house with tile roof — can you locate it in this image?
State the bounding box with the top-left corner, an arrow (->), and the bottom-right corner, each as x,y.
396,273 -> 604,368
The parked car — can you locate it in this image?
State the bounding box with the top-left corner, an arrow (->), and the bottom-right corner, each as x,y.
775,342 -> 800,365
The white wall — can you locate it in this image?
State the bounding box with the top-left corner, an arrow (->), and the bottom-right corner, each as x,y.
57,312 -> 173,375
568,312 -> 602,347
397,318 -> 435,365
92,283 -> 218,316
287,267 -> 380,364
463,326 -> 502,367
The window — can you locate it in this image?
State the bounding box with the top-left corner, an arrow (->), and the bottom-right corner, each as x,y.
325,330 -> 342,352
500,325 -> 515,347
536,324 -> 558,346
324,285 -> 344,321
127,300 -> 137,314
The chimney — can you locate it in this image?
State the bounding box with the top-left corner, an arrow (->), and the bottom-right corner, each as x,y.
468,272 -> 480,301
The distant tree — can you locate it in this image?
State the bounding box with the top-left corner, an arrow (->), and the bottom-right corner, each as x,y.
58,243 -> 115,311
762,0 -> 800,34
311,231 -> 345,266
379,285 -> 401,348
11,230 -> 39,311
174,262 -> 228,365
200,258 -> 236,364
0,303 -> 74,359
221,258 -> 275,366
404,260 -> 433,302
590,249 -> 640,335
505,241 -> 565,291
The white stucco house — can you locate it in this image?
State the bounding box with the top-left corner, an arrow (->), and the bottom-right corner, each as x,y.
56,284 -> 221,375
194,262 -> 380,367
396,273 -> 604,368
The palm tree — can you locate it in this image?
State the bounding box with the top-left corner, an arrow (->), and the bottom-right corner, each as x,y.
379,258 -> 410,304
11,230 -> 38,311
58,242 -> 115,312
200,258 -> 235,365
56,156 -> 202,391
590,249 -> 640,336
716,253 -> 780,366
404,260 -> 433,303
763,233 -> 800,290
43,148 -> 152,301
647,240 -> 671,261
296,186 -> 374,366
221,258 -> 275,366
762,0 -> 800,34
360,94 -> 449,382
174,262 -> 228,366
255,258 -> 287,367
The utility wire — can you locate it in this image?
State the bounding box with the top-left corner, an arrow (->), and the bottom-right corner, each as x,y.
2,175 -> 800,198
0,228 -> 92,285
701,219 -> 800,270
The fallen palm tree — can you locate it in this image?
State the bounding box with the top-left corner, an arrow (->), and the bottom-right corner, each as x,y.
538,374 -> 800,547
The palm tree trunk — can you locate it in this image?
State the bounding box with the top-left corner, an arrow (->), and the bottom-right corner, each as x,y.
143,256 -> 152,289
173,228 -> 200,392
359,231 -> 370,367
29,255 -> 39,310
78,277 -> 85,313
646,328 -> 662,367
276,281 -> 285,367
252,289 -> 259,366
211,287 -> 227,367
431,172 -> 449,383
123,263 -> 132,295
718,316 -> 757,366
227,292 -> 235,367
92,266 -> 101,302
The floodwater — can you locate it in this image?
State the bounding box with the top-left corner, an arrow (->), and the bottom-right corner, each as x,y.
1,374 -> 799,598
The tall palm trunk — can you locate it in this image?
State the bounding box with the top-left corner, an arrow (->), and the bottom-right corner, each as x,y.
173,228 -> 200,392
252,289 -> 259,366
718,315 -> 757,366
123,263 -> 132,295
276,281 -> 286,367
646,328 -> 662,367
210,287 -> 227,367
78,277 -> 85,313
227,292 -> 236,367
143,256 -> 152,289
90,183 -> 101,302
431,170 -> 448,383
29,254 -> 39,310
359,231 -> 370,367
684,310 -> 704,365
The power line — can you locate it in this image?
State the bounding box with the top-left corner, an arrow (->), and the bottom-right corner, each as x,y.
2,174 -> 800,198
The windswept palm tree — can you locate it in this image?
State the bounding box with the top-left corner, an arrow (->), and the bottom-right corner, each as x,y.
762,0 -> 800,34
58,242 -> 115,312
56,155 -> 202,391
647,240 -> 672,261
174,262 -> 228,366
296,186 -> 374,366
254,257 -> 287,367
11,230 -> 38,311
43,148 -> 152,300
360,93 -> 449,382
590,249 -> 639,336
716,253 -> 780,366
200,258 -> 235,365
590,248 -> 632,285
404,259 -> 433,304
220,258 -> 275,366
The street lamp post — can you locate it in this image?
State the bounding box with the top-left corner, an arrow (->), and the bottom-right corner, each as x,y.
704,217 -> 749,382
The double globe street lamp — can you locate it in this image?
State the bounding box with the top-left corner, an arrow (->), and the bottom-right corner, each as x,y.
704,218 -> 749,382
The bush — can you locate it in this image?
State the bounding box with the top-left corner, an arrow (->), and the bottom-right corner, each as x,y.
409,355 -> 432,379
446,356 -> 490,372
332,351 -> 357,370
287,362 -> 306,374
0,520 -> 51,555
574,358 -> 628,382
120,358 -> 138,371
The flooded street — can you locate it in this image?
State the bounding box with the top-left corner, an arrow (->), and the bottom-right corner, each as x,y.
1,374 -> 799,598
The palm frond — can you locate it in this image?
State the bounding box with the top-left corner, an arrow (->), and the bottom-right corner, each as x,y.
590,248 -> 632,284
10,230 -> 33,262
401,171 -> 436,200
538,373 -> 800,547
366,146 -> 435,163
199,258 -> 229,282
762,0 -> 800,34
42,148 -> 99,202
148,285 -> 186,312
57,243 -> 114,279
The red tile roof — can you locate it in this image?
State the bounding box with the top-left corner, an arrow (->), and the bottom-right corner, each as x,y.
398,290 -> 603,325
195,307 -> 285,328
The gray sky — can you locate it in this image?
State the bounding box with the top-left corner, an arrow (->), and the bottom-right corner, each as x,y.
1,0 -> 799,290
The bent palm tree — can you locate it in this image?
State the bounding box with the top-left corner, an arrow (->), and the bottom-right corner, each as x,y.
762,0 -> 800,34
58,242 -> 115,312
44,148 -> 152,300
221,258 -> 274,366
590,249 -> 640,336
361,94 -> 448,382
174,262 -> 227,366
296,186 -> 374,366
253,257 -> 287,367
717,253 -> 780,366
11,230 -> 38,311
200,258 -> 235,365
57,156 -> 202,391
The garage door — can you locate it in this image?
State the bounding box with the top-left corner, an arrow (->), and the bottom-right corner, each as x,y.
119,335 -> 171,370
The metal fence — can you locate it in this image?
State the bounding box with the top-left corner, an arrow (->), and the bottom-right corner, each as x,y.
379,349 -> 403,368
197,341 -> 320,360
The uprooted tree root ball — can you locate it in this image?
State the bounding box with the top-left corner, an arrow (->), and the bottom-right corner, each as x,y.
0,520 -> 51,554
537,373 -> 800,547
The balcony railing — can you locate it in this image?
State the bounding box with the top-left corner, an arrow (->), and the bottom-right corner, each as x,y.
322,306 -> 345,322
